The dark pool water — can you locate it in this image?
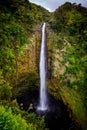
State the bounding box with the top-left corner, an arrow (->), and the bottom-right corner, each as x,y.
16,89 -> 80,130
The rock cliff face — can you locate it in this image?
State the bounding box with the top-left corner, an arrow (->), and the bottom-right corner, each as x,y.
17,24 -> 42,76
19,23 -> 53,78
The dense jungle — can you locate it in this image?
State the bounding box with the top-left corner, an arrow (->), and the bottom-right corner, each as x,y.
0,0 -> 87,130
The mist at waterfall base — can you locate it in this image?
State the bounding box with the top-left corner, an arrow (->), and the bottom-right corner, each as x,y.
37,23 -> 49,112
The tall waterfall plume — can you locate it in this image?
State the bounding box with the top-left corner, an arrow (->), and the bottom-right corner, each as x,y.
37,23 -> 48,111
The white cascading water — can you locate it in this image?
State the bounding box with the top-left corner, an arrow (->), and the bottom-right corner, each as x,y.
38,23 -> 48,111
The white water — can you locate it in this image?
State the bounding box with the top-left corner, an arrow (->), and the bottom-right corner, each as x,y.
38,23 -> 48,111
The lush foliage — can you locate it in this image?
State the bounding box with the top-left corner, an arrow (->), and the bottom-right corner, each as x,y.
48,2 -> 87,129
0,0 -> 50,78
0,70 -> 12,100
49,1 -> 87,101
0,0 -> 50,130
0,0 -> 87,129
0,106 -> 44,130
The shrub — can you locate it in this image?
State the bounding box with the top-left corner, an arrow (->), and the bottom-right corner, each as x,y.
0,105 -> 36,130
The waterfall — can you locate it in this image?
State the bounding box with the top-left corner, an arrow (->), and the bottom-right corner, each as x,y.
37,23 -> 48,111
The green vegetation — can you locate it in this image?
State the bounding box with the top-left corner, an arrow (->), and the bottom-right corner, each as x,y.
0,105 -> 46,130
48,2 -> 87,129
0,0 -> 50,79
0,0 -> 50,129
0,105 -> 33,130
0,0 -> 87,129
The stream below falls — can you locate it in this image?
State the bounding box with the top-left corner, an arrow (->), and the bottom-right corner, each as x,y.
16,89 -> 80,130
